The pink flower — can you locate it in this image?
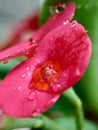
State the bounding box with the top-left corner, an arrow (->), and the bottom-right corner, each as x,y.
0,3 -> 92,117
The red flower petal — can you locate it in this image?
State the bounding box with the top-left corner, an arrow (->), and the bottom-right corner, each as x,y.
33,3 -> 76,41
0,58 -> 60,117
0,3 -> 75,63
0,21 -> 92,117
36,21 -> 92,93
0,40 -> 38,62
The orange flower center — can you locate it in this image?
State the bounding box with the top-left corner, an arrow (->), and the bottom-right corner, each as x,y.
32,60 -> 61,91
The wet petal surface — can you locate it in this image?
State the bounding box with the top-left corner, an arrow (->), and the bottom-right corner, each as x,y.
0,58 -> 60,117
0,3 -> 75,63
0,40 -> 38,62
36,21 -> 92,93
33,3 -> 76,41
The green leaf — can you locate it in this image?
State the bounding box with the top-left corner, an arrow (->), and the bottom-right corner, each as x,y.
71,0 -> 98,116
54,117 -> 98,130
0,57 -> 25,79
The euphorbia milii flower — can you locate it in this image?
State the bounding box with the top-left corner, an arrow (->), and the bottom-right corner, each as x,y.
0,3 -> 92,117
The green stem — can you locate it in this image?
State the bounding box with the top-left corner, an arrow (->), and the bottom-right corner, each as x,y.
62,87 -> 84,130
2,116 -> 43,130
2,115 -> 65,130
39,115 -> 66,130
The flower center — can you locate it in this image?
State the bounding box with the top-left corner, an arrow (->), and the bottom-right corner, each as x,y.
32,60 -> 61,91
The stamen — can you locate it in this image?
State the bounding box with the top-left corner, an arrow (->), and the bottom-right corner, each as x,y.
31,60 -> 61,91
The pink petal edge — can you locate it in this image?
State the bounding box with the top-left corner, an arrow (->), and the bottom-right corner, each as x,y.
33,2 -> 76,41
0,40 -> 38,62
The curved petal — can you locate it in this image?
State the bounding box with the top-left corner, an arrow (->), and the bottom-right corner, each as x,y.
0,3 -> 75,63
0,40 -> 38,62
32,2 -> 76,41
36,21 -> 92,93
0,58 -> 60,117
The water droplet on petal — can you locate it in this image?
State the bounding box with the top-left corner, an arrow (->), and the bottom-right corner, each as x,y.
29,83 -> 35,89
21,73 -> 26,78
52,84 -> 62,92
44,95 -> 59,109
55,2 -> 66,13
25,50 -> 29,55
28,91 -> 37,100
18,86 -> 22,90
2,59 -> 9,64
34,47 -> 38,54
6,54 -> 10,58
76,69 -> 81,76
26,66 -> 30,71
28,38 -> 39,45
18,49 -> 22,53
72,21 -> 77,27
50,36 -> 54,41
36,59 -> 41,64
82,35 -> 87,43
63,20 -> 69,25
32,109 -> 41,116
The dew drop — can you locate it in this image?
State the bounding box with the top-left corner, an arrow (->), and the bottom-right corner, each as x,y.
32,109 -> 40,116
18,49 -> 22,53
76,69 -> 81,76
34,47 -> 38,53
28,38 -> 33,45
26,66 -> 30,71
28,91 -> 37,100
52,84 -> 62,92
6,54 -> 10,58
55,2 -> 66,13
21,73 -> 26,78
44,95 -> 59,109
50,36 -> 54,41
63,20 -> 69,25
25,50 -> 29,55
2,59 -> 9,64
36,59 -> 41,64
71,21 -> 77,27
82,35 -> 87,43
18,86 -> 22,90
28,38 -> 39,45
30,83 -> 35,88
